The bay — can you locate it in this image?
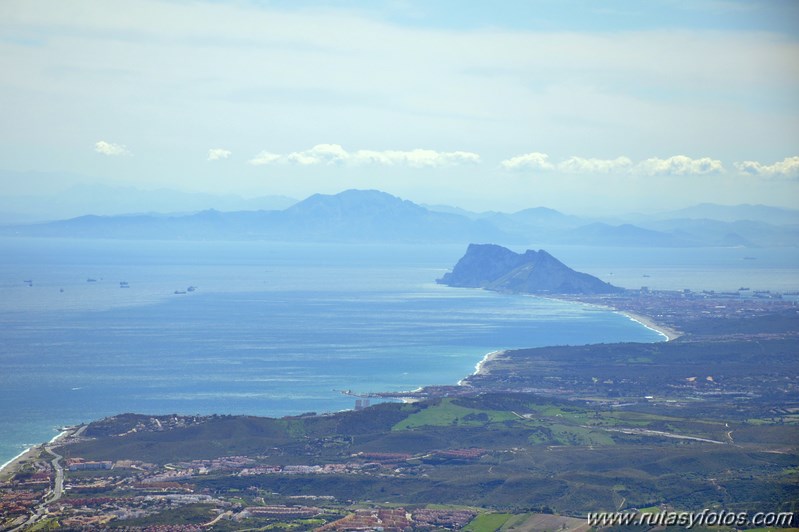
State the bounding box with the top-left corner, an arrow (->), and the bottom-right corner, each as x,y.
2,238 -> 794,466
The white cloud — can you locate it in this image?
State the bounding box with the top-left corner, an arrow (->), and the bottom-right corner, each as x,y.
500,152 -> 554,171
734,156 -> 799,179
248,144 -> 481,168
248,151 -> 281,166
207,148 -> 231,161
94,140 -> 130,156
500,152 -> 633,174
633,155 -> 725,176
351,149 -> 480,167
501,153 -> 728,177
287,144 -> 350,165
557,156 -> 633,174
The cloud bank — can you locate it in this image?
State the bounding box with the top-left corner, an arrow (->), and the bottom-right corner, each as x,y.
734,156 -> 799,179
94,141 -> 130,157
636,156 -> 725,176
557,156 -> 634,174
501,153 -> 726,176
500,152 -> 554,171
249,144 -> 481,168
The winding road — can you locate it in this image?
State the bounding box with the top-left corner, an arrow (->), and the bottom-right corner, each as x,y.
11,425 -> 85,531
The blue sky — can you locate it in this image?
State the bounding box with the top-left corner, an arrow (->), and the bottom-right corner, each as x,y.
258,0 -> 799,34
0,0 -> 797,214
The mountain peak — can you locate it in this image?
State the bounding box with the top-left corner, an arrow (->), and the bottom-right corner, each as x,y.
286,189 -> 423,217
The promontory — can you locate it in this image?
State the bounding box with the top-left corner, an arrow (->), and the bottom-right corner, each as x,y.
437,243 -> 623,295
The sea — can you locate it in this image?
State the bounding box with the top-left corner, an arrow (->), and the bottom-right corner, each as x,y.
1,238 -> 797,467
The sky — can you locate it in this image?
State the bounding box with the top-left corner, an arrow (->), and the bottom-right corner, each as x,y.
0,0 -> 798,214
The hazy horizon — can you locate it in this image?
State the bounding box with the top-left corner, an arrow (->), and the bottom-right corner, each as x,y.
3,180 -> 799,226
1,1 -> 798,215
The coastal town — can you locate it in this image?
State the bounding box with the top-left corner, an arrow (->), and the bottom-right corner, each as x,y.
0,419 -> 497,530
569,286 -> 797,339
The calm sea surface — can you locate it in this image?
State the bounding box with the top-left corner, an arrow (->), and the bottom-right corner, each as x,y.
1,238 -> 796,465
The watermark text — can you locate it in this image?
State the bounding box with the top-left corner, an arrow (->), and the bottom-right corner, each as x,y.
587,509 -> 795,529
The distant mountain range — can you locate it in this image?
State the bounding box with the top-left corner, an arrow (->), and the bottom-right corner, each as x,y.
655,203 -> 799,225
437,244 -> 622,295
1,189 -> 797,247
424,200 -> 798,247
0,190 -> 504,243
0,182 -> 297,223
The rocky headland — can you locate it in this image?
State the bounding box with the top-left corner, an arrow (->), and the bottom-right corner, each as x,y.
437,243 -> 623,295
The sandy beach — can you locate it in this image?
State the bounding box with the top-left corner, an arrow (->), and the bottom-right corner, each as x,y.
453,305 -> 681,389
458,350 -> 506,385
0,446 -> 42,482
541,295 -> 682,342
0,427 -> 73,481
620,311 -> 682,341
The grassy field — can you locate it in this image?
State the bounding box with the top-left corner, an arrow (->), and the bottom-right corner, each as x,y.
390,394 -> 732,447
463,512 -> 513,531
392,398 -> 517,430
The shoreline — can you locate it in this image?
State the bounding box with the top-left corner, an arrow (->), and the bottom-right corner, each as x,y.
452,300 -> 682,387
539,294 -> 682,342
458,350 -> 506,385
0,299 -> 678,470
618,311 -> 682,342
0,447 -> 38,480
0,427 -> 73,480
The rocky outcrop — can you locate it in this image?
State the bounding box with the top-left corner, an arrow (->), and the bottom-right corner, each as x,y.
437,243 -> 623,295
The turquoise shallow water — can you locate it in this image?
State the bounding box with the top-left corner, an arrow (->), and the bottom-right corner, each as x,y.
4,238 -> 792,466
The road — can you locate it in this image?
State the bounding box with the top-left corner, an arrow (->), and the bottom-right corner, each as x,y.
11,426 -> 82,531
45,444 -> 65,503
591,426 -> 725,444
